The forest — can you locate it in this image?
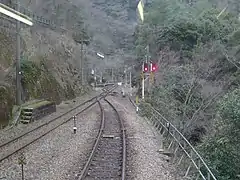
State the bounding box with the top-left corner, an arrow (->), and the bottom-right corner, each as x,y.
134,0 -> 240,179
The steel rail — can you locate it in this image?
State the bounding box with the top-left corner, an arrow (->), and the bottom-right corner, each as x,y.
0,86 -> 113,149
77,100 -> 105,180
0,86 -> 117,162
104,98 -> 126,180
128,96 -> 217,180
78,98 -> 126,180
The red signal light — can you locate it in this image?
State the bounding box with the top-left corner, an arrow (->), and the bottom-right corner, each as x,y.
142,63 -> 148,73
150,63 -> 157,72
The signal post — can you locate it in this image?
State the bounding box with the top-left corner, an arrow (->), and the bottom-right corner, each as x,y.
141,62 -> 157,100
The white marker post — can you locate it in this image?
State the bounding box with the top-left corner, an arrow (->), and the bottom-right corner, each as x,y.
73,116 -> 77,134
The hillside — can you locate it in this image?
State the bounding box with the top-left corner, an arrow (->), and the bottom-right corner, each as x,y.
19,0 -> 137,67
134,0 -> 240,179
1,0 -> 240,178
0,0 -> 136,127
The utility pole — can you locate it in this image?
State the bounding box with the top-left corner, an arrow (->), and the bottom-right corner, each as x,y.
142,71 -> 144,99
129,71 -> 131,87
126,71 -> 128,85
80,40 -> 84,85
16,0 -> 21,105
129,71 -> 132,96
94,68 -> 96,87
111,68 -> 113,82
124,67 -> 127,85
122,67 -> 126,96
141,44 -> 149,100
146,44 -> 150,93
100,72 -> 102,83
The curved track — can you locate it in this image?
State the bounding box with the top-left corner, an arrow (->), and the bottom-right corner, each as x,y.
78,98 -> 126,180
0,86 -> 116,163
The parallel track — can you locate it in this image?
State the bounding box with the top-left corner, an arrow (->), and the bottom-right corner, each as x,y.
78,98 -> 126,180
0,86 -> 117,163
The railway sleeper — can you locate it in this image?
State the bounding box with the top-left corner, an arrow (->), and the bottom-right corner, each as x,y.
97,147 -> 122,152
89,166 -> 121,171
95,150 -> 122,155
92,156 -> 122,162
85,176 -> 121,180
91,161 -> 122,167
96,151 -> 122,155
98,142 -> 122,147
98,139 -> 122,145
97,145 -> 122,150
87,170 -> 121,178
96,149 -> 123,153
102,134 -> 116,138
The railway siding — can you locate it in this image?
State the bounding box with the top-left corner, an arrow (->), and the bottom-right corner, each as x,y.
0,105 -> 101,180
0,86 -> 117,180
0,92 -> 98,144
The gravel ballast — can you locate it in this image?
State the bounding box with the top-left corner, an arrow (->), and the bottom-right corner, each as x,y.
107,96 -> 182,180
0,91 -> 99,144
0,103 -> 101,180
1,91 -> 182,180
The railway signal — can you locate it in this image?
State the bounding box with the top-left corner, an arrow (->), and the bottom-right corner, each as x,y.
142,62 -> 158,73
142,63 -> 148,73
141,61 -> 158,99
150,62 -> 157,72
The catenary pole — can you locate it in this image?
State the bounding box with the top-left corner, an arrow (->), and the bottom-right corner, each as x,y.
16,0 -> 21,105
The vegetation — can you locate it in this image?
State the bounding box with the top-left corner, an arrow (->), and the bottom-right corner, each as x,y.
199,89 -> 240,180
134,0 -> 240,179
72,28 -> 90,45
0,86 -> 14,127
0,32 -> 14,128
0,32 -> 14,67
0,1 -> 92,128
21,56 -> 67,103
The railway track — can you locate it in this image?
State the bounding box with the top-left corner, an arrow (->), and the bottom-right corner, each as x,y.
78,98 -> 126,180
0,86 -> 117,163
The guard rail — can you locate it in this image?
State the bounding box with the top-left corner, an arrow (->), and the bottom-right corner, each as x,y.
129,96 -> 217,180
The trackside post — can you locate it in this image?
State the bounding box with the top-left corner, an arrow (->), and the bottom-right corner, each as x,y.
136,95 -> 139,112
18,153 -> 26,180
73,116 -> 77,134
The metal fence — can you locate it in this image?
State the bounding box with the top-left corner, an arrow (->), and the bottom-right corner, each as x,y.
128,96 -> 217,180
